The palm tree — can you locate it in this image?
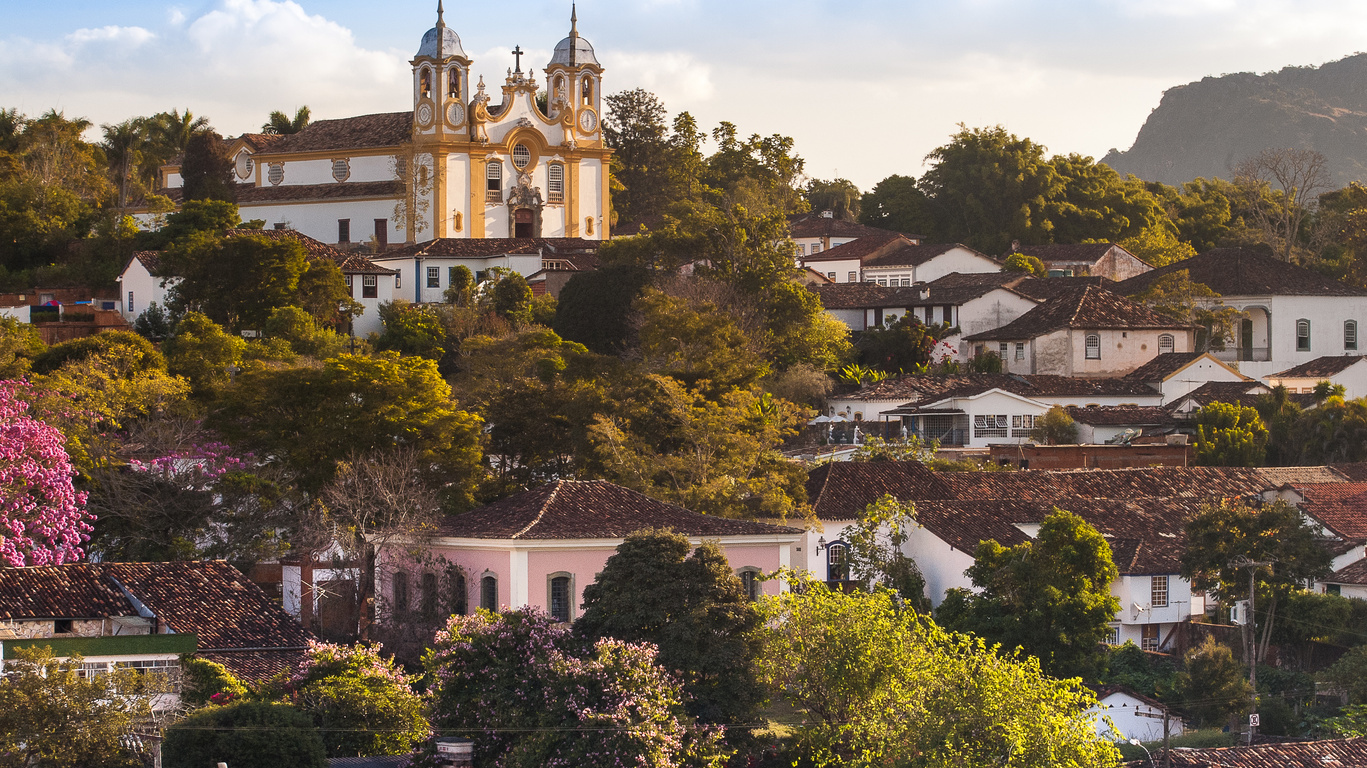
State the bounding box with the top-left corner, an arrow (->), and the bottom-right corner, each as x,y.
262,106 -> 311,135
152,109 -> 211,155
102,119 -> 149,211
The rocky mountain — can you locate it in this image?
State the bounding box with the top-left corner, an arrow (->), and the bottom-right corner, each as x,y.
1102,54 -> 1367,188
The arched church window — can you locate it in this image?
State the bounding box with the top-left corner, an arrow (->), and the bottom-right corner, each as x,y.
420,67 -> 432,98
548,164 -> 564,203
487,161 -> 502,190
512,143 -> 531,171
448,69 -> 460,98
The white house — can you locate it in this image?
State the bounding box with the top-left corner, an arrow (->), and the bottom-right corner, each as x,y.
1266,355 -> 1367,400
812,272 -> 1038,334
369,236 -> 599,304
117,252 -> 170,322
1115,248 -> 1367,379
862,242 -> 1002,286
1008,242 -> 1153,281
799,230 -> 908,284
1090,686 -> 1184,743
1064,406 -> 1178,444
1123,352 -> 1251,403
788,211 -> 907,260
147,6 -> 611,247
965,285 -> 1194,378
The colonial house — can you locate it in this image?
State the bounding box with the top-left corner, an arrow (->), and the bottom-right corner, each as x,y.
369,236 -> 600,304
116,228 -> 399,338
149,6 -> 611,246
377,480 -> 803,624
811,271 -> 1037,334
0,561 -> 313,690
1007,242 -> 1153,281
1267,355 -> 1367,399
1064,405 -> 1179,444
788,211 -> 907,258
1164,380 -> 1275,415
1089,685 -> 1184,743
1122,351 -> 1251,403
861,242 -> 1001,286
1114,247 -> 1367,379
798,231 -> 909,284
965,285 -> 1194,378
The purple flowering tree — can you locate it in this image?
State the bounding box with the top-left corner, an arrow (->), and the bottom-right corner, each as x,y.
419,609 -> 725,768
0,382 -> 91,566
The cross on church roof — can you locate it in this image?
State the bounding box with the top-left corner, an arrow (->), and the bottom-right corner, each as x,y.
512,45 -> 524,73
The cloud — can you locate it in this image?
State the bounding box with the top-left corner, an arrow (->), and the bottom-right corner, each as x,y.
609,51 -> 715,104
65,26 -> 156,47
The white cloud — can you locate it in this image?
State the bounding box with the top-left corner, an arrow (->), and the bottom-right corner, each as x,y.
609,51 -> 714,104
167,7 -> 187,26
66,26 -> 156,47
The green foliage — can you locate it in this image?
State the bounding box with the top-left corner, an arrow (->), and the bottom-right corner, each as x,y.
636,287 -> 768,393
0,646 -> 155,768
163,231 -> 310,331
180,656 -> 248,708
576,529 -> 766,725
937,509 -> 1121,680
31,329 -> 165,376
132,301 -> 175,341
423,609 -> 725,768
968,349 -> 1004,373
1030,405 -> 1079,445
856,314 -> 945,373
1003,252 -> 1047,276
1285,395 -> 1367,464
553,264 -> 654,354
1175,636 -> 1251,727
295,257 -> 357,324
157,199 -> 239,244
272,642 -> 428,757
164,701 -> 327,768
756,580 -> 1122,768
841,495 -> 932,611
759,280 -> 852,372
263,306 -> 347,358
263,106 -> 311,135
180,130 -> 235,203
859,173 -> 933,235
1119,222 -> 1197,267
1319,644 -> 1367,705
1324,704 -> 1367,737
0,316 -> 44,378
1192,401 -> 1269,466
375,300 -> 449,360
161,311 -> 247,397
805,177 -> 861,221
490,271 -> 533,325
442,264 -> 474,305
1101,642 -> 1179,701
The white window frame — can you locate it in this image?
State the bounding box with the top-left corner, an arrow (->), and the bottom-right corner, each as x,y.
1346,320 -> 1358,351
547,163 -> 564,202
1085,334 -> 1101,360
1015,342 -> 1025,361
1151,575 -> 1169,608
427,266 -> 441,288
1158,333 -> 1175,354
1297,319 -> 1311,351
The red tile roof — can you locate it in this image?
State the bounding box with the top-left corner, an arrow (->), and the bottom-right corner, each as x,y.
0,566 -> 134,620
966,285 -> 1190,341
787,214 -> 905,241
1290,482 -> 1367,539
1011,243 -> 1147,267
846,373 -> 1160,406
1116,248 -> 1367,298
812,283 -> 920,310
1064,405 -> 1177,427
1333,463 -> 1367,482
1273,355 -> 1367,379
1158,737 -> 1367,767
254,112 -> 413,155
221,228 -> 396,275
164,181 -> 404,206
1326,558 -> 1367,585
801,231 -> 910,263
198,648 -> 307,685
1124,352 -> 1209,383
1167,381 -> 1273,411
377,237 -> 601,261
1009,276 -> 1116,301
438,480 -> 804,539
805,461 -> 954,520
864,243 -> 996,270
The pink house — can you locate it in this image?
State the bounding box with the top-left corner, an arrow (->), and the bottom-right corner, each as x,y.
379,480 -> 804,624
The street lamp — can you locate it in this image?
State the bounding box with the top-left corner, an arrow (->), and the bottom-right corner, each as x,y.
1128,739 -> 1154,768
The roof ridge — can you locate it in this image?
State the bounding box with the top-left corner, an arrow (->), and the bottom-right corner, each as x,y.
511,481 -> 563,539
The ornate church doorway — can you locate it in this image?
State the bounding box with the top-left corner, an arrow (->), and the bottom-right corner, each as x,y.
514,208 -> 534,238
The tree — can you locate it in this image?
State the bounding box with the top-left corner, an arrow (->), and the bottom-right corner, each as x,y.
132,301 -> 175,341
180,656 -> 248,708
1118,222 -> 1196,267
758,279 -> 852,372
859,173 -> 933,235
101,118 -> 150,212
1130,270 -> 1242,352
0,382 -> 91,566
1233,148 -> 1329,261
0,646 -> 160,768
269,641 -> 428,757
161,311 -> 247,397
180,130 -> 235,203
1320,645 -> 1367,706
1030,405 -> 1079,444
635,286 -> 769,393
755,580 -> 1122,768
805,177 -> 861,220
155,198 -> 239,244
1046,153 -> 1165,245
263,306 -> 348,358
263,106 -> 311,135
937,509 -> 1121,680
442,264 -> 474,306
1191,401 -> 1268,466
422,609 -> 724,768
603,88 -> 675,225
210,352 -> 483,504
0,316 -> 45,378
552,264 -> 654,354
1174,636 -> 1252,727
163,701 -> 327,768
1285,395 -> 1367,464
840,495 -> 932,610
576,529 -> 766,725
856,313 -> 946,373
1180,498 -> 1333,664
163,231 -> 310,330
375,300 -> 450,360
1003,251 -> 1047,276
489,271 -> 533,324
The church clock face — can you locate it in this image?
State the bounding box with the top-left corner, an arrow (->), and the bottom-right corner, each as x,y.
416,103 -> 434,127
446,102 -> 466,126
577,108 -> 598,134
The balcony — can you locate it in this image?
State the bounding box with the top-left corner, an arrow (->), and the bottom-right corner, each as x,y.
1211,347 -> 1271,362
486,189 -> 503,203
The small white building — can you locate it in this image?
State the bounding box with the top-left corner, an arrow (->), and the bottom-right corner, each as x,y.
862,242 -> 1002,286
368,236 -> 599,305
1123,352 -> 1251,404
1266,355 -> 1367,400
1090,686 -> 1184,743
117,251 -> 171,321
788,211 -> 907,260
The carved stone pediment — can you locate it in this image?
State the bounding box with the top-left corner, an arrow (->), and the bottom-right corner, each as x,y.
508,172 -> 543,209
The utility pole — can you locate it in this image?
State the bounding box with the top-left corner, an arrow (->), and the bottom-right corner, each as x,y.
1230,556 -> 1273,745
1162,709 -> 1171,768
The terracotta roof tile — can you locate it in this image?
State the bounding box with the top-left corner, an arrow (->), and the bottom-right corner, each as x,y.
198,648 -> 308,685
1333,463 -> 1367,482
846,373 -> 1159,405
439,480 -> 804,539
221,228 -> 397,275
377,237 -> 601,262
787,214 -> 905,240
864,242 -> 996,270
966,285 -> 1190,341
801,231 -> 911,263
235,133 -> 288,153
1064,405 -> 1177,427
812,283 -> 917,310
254,112 -> 412,155
1257,466 -> 1352,485
1115,248 -> 1367,298
805,461 -> 954,520
1009,276 -> 1116,301
0,566 -> 135,620
1290,482 -> 1367,539
1167,381 -> 1273,411
934,466 -> 1267,503
132,251 -> 162,273
1273,355 -> 1367,379
1158,736 -> 1367,767
1124,352 -> 1208,382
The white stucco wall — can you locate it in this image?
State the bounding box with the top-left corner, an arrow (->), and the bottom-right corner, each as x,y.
117,261 -> 176,321
240,200 -> 400,247
1091,692 -> 1183,743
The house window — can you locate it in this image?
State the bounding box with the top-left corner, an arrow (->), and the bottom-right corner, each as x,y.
480,574 -> 498,611
392,571 -> 409,613
827,542 -> 849,582
1297,319 -> 1311,351
549,574 -> 572,622
1015,342 -> 1025,361
362,274 -> 378,299
344,275 -> 354,296
338,219 -> 350,244
427,266 -> 440,288
127,291 -> 134,313
1151,575 -> 1169,608
1141,623 -> 1160,652
395,271 -> 401,289
739,569 -> 761,602
1011,414 -> 1036,437
421,572 -> 439,620
447,566 -> 467,616
1158,333 -> 1175,354
974,414 -> 1009,438
486,161 -> 503,201
847,271 -> 857,282
1085,334 -> 1101,360
827,272 -> 836,281
1346,321 -> 1358,351
942,305 -> 953,324
374,219 -> 388,248
548,163 -> 564,202
54,619 -> 74,634
1105,625 -> 1120,646
999,342 -> 1008,357
811,243 -> 821,254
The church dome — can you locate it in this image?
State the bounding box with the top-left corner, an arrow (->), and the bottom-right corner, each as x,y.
417,25 -> 466,59
550,35 -> 598,68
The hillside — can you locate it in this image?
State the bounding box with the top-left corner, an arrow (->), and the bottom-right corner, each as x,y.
1102,54 -> 1367,188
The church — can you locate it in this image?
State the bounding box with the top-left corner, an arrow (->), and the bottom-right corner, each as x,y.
157,3 -> 611,250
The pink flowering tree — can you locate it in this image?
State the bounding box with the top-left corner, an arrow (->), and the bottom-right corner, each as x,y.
0,382 -> 91,566
417,609 -> 725,768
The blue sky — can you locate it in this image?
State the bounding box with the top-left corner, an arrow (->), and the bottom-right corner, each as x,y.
3,0 -> 1366,189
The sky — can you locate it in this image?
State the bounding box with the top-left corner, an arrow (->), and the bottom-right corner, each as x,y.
2,0 -> 1366,191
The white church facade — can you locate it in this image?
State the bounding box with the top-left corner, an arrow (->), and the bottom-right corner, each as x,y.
155,3 -> 612,248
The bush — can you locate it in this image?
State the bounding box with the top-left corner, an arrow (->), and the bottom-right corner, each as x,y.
163,701 -> 326,768
1175,637 -> 1251,727
1030,405 -> 1079,444
179,656 -> 247,708
31,330 -> 165,375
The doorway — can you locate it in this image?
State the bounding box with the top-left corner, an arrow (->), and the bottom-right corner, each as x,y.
514,208 -> 533,238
